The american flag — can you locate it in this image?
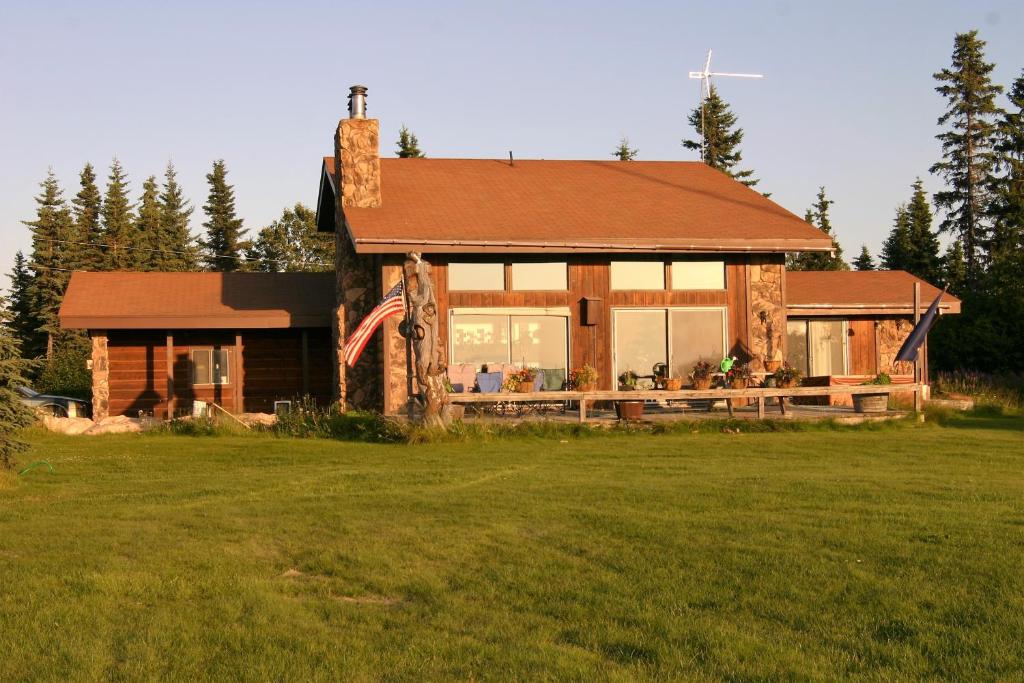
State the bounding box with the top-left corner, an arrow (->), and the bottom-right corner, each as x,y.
344,281 -> 405,367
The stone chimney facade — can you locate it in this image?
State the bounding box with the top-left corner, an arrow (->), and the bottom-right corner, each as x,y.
331,89 -> 383,411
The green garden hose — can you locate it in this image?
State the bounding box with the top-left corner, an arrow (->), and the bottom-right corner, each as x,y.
18,461 -> 54,476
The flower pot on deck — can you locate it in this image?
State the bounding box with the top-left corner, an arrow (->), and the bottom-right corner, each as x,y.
730,378 -> 749,390
577,382 -> 596,393
691,377 -> 713,390
764,359 -> 782,373
616,400 -> 645,420
853,393 -> 889,413
659,378 -> 684,391
515,382 -> 535,393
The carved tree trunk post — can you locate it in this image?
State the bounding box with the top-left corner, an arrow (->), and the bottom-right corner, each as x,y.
401,252 -> 451,427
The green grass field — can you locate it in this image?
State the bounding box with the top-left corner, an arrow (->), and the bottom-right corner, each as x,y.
2,411 -> 1023,681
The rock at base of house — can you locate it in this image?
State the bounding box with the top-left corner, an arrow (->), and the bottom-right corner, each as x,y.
41,415 -> 95,435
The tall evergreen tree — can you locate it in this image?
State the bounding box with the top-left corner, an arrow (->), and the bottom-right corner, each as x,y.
612,137 -> 638,161
158,162 -> 197,271
989,69 -> 1024,263
395,125 -> 425,158
941,239 -> 968,294
136,176 -> 162,271
853,245 -> 876,271
101,158 -> 137,270
880,205 -> 913,271
70,163 -> 104,271
682,85 -> 761,188
904,178 -> 942,282
243,204 -> 334,272
0,298 -> 36,469
787,187 -> 848,271
200,160 -> 245,271
929,30 -> 1003,280
23,170 -> 74,358
6,252 -> 38,352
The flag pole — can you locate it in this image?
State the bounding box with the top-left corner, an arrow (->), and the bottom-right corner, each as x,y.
401,267 -> 415,421
913,282 -> 921,414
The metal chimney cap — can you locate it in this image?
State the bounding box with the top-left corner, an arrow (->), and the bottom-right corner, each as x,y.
348,85 -> 368,119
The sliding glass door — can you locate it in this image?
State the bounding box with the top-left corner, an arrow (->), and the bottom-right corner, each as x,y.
613,308 -> 727,388
449,311 -> 569,386
786,318 -> 848,376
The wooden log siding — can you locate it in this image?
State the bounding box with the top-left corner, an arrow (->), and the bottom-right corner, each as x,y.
103,328 -> 332,418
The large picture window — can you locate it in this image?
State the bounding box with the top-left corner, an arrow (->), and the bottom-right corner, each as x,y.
450,310 -> 570,388
786,319 -> 847,376
613,308 -> 726,387
192,349 -> 230,385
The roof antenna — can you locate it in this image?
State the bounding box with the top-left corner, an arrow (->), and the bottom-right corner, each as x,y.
508,150 -> 514,167
688,50 -> 763,162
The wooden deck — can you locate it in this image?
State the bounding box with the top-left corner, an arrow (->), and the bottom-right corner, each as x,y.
448,384 -> 924,422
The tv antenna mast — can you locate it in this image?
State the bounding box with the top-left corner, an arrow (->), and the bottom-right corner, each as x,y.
688,49 -> 764,162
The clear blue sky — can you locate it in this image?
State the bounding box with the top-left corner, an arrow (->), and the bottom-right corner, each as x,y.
1,0 -> 1021,282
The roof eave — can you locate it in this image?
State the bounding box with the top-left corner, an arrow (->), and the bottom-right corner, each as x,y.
352,237 -> 836,254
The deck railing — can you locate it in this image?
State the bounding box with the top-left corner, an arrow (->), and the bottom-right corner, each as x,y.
447,384 -> 924,422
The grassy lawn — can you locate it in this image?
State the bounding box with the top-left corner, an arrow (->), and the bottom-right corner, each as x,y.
2,412 -> 1023,681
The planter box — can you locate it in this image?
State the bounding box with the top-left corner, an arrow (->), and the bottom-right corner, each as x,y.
616,401 -> 645,420
853,393 -> 889,413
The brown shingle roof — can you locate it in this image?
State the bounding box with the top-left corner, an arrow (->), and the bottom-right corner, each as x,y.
786,270 -> 961,315
323,157 -> 834,254
59,272 -> 335,329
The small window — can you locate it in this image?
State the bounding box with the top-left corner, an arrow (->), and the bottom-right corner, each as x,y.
192,349 -> 230,385
671,261 -> 725,290
511,262 -> 567,290
448,263 -> 504,291
610,261 -> 665,290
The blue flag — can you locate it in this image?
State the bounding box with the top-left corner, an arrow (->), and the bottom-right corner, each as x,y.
895,289 -> 946,363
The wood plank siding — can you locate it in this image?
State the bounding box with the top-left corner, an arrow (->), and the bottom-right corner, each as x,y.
104,328 -> 332,417
380,253 -> 767,414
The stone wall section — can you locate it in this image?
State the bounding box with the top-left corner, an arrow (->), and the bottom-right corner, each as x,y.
876,318 -> 915,375
332,116 -> 383,411
382,261 -> 410,415
91,331 -> 109,421
747,256 -> 785,372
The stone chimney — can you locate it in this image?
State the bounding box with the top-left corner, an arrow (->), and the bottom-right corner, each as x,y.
334,85 -> 381,209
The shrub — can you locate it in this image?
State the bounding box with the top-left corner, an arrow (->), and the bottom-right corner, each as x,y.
934,370 -> 1023,408
37,332 -> 91,400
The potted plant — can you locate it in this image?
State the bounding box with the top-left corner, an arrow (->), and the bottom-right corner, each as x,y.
771,362 -> 801,389
616,370 -> 645,420
653,363 -> 683,391
569,364 -> 598,392
726,363 -> 754,390
764,349 -> 783,374
690,360 -> 714,390
508,367 -> 537,393
854,372 -> 891,413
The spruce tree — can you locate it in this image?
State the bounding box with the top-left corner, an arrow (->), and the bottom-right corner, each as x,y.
395,126 -> 425,158
853,245 -> 876,271
0,298 -> 36,469
136,176 -> 162,271
101,158 -> 137,270
929,30 -> 1003,280
23,170 -> 74,358
7,252 -> 38,352
71,163 -> 104,271
682,85 -> 761,188
612,137 -> 638,161
158,162 -> 197,271
941,239 -> 968,294
787,187 -> 848,271
244,204 -> 334,272
881,205 -> 913,271
904,178 -> 942,282
989,69 -> 1024,263
200,160 -> 245,271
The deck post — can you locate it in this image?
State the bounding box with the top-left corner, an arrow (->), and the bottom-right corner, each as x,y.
166,332 -> 175,419
579,397 -> 587,423
757,395 -> 765,419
